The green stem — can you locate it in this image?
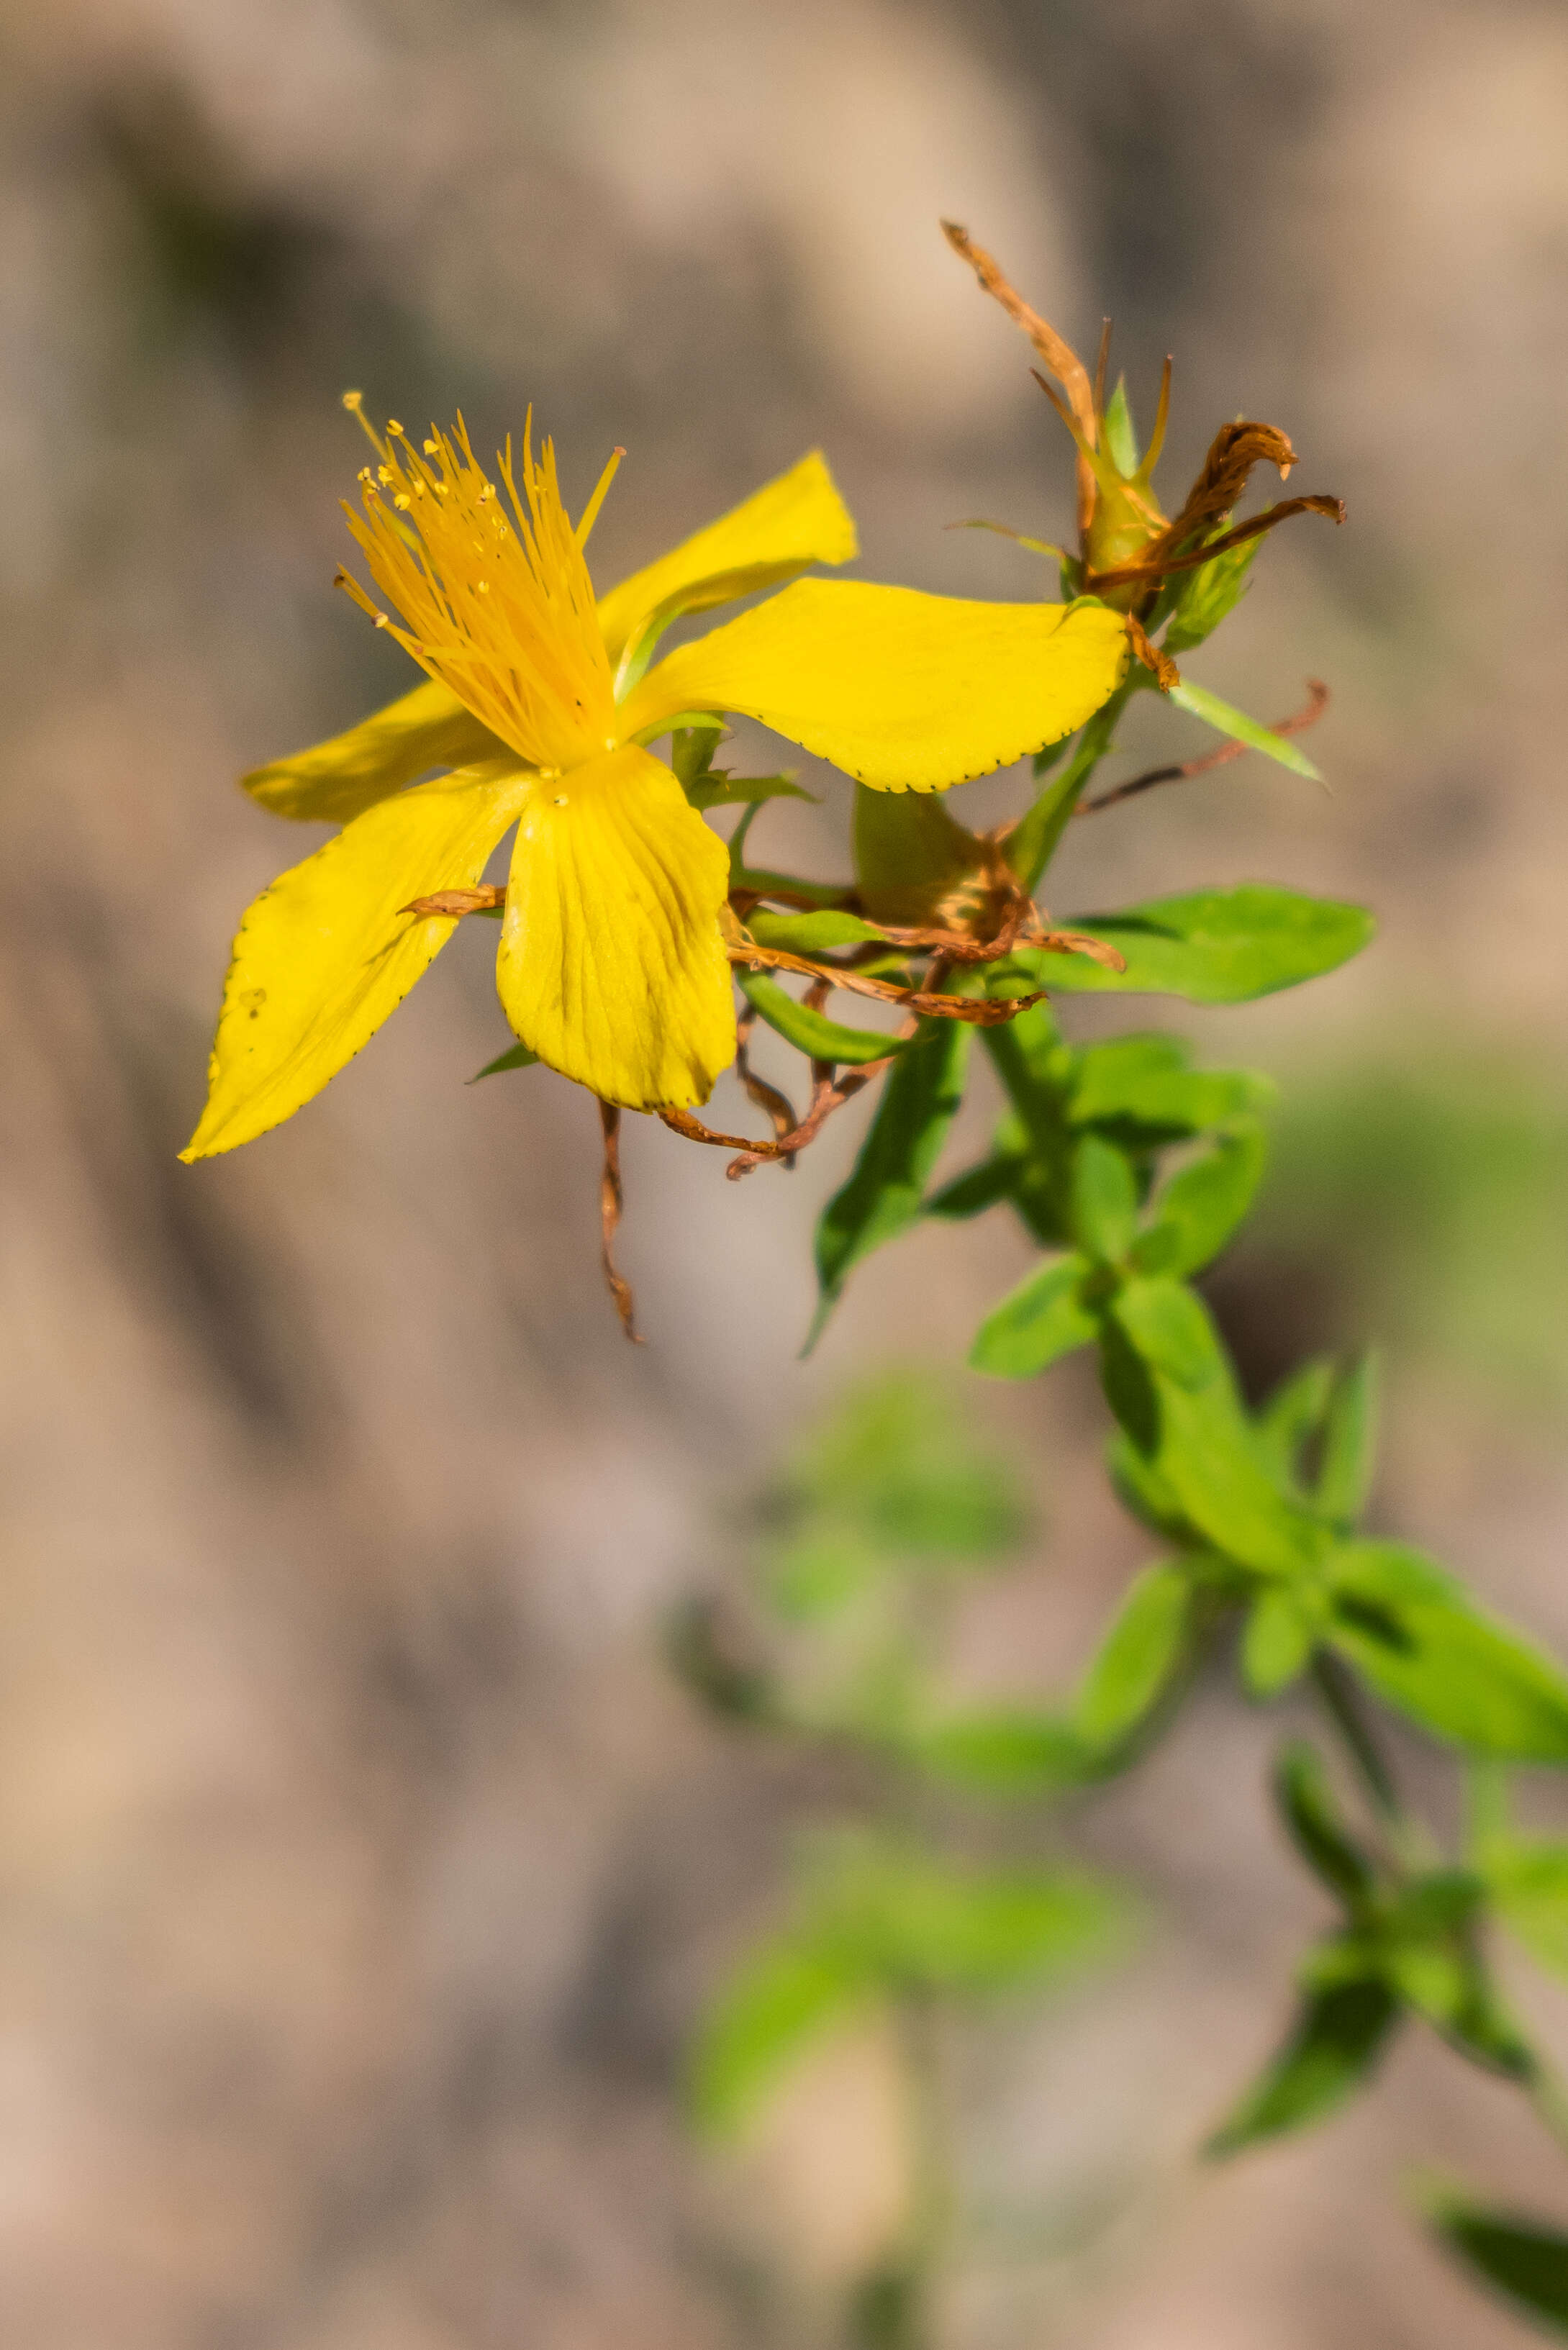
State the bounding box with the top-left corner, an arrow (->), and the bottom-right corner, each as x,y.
1011,681 -> 1138,893
1528,2069 -> 1568,2163
889,1992 -> 950,2350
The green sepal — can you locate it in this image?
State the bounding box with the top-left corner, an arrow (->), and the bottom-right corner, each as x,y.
1102,375 -> 1140,474
471,1040 -> 540,1079
1162,536 -> 1261,655
737,968 -> 907,1066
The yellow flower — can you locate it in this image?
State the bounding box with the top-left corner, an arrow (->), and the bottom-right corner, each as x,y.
182,404 -> 1130,1158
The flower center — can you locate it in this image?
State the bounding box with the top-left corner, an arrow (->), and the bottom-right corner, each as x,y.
337,398 -> 619,773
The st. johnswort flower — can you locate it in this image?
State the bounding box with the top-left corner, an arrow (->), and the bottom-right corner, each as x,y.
182,402 -> 1130,1157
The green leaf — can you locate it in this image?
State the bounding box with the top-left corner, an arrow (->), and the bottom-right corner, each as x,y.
1254,1358 -> 1337,1493
801,1837 -> 1126,1998
1431,2200 -> 1568,2335
688,1936 -> 869,2137
982,1001 -> 1074,1148
761,1525 -> 887,1622
1015,886 -> 1374,1003
1069,1035 -> 1273,1143
1316,1351 -> 1380,1528
1242,1587 -> 1318,1696
811,1017 -> 975,1340
1102,375 -> 1140,474
728,861 -> 848,907
737,968 -> 907,1066
1382,1871 -> 1535,2077
471,1040 -> 540,1079
926,1153 -> 1027,1223
780,1371 -> 1031,1566
1070,1134 -> 1139,1263
687,771 -> 816,811
969,1253 -> 1099,1380
1107,1428 -> 1205,1548
1205,1977 -> 1399,2156
1328,1541 -> 1568,1760
1273,1742 -> 1377,1910
1073,1561 -> 1195,1753
1162,537 -> 1260,655
910,1707 -> 1089,1795
1487,1844 -> 1568,1979
1167,677 -> 1323,780
746,907 -> 890,953
1110,1279 -> 1323,1576
1131,1123 -> 1269,1279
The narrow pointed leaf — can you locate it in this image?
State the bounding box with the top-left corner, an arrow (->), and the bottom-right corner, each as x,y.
969,1252 -> 1099,1379
687,1938 -> 869,2138
1167,677 -> 1323,779
1431,2201 -> 1568,2335
472,1040 -> 539,1079
1242,1587 -> 1317,1696
1013,886 -> 1374,1002
1328,1541 -> 1568,1761
1273,1742 -> 1378,1910
1317,1352 -> 1380,1528
738,969 -> 907,1066
1205,1979 -> 1399,2156
812,1016 -> 974,1336
1073,1561 -> 1195,1754
1131,1123 -> 1269,1279
1069,1133 -> 1139,1263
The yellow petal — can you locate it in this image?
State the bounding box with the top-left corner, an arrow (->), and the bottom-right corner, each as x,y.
595,450 -> 857,673
620,581 -> 1130,791
183,763 -> 529,1158
496,746 -> 734,1111
243,678 -> 507,824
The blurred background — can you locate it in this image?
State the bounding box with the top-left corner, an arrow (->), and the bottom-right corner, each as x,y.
2,0 -> 1567,2342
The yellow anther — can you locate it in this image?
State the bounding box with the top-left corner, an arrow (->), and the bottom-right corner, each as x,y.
386,419 -> 404,436
394,494 -> 411,511
423,439 -> 440,455
342,390 -> 363,412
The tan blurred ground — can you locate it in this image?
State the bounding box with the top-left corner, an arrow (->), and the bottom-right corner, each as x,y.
2,1 -> 1568,2343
